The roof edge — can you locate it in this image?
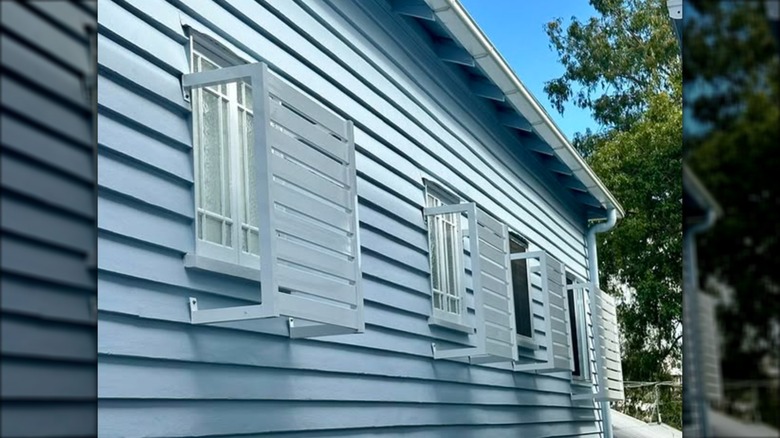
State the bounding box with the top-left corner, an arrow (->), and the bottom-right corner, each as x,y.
422,0 -> 625,218
683,164 -> 723,217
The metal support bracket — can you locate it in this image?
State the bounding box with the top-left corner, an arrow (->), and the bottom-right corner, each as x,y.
431,342 -> 481,360
287,317 -> 359,338
182,83 -> 192,103
189,297 -> 198,313
188,297 -> 278,324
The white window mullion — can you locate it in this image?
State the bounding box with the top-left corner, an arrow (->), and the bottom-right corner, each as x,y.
216,90 -> 227,249
217,87 -> 236,251
451,213 -> 461,315
451,215 -> 460,314
228,82 -> 247,263
424,187 -> 467,322
454,213 -> 465,316
241,92 -> 250,255
438,214 -> 448,313
235,81 -> 260,268
436,212 -> 450,312
436,214 -> 444,313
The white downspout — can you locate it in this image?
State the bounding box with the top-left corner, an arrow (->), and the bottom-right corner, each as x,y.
586,208 -> 618,438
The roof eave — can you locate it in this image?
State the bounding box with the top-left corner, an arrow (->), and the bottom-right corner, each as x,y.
422,0 -> 625,219
683,164 -> 723,217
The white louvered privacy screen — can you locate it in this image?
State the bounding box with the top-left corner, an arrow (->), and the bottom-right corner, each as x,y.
425,203 -> 518,363
424,203 -> 577,373
182,62 -> 363,338
423,200 -> 624,399
595,290 -> 625,401
514,255 -> 574,373
571,286 -> 625,402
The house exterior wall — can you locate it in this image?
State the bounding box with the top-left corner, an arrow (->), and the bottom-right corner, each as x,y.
96,0 -> 603,436
1,2 -> 97,437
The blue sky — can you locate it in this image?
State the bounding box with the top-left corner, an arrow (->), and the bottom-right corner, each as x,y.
459,0 -> 599,141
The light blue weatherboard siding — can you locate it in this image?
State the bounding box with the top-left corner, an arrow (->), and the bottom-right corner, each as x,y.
97,0 -> 602,436
1,2 -> 97,437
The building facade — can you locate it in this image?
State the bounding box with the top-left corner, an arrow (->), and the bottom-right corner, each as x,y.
96,0 -> 625,436
1,1 -> 97,437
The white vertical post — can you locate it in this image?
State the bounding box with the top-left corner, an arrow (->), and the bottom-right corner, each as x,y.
253,64 -> 277,314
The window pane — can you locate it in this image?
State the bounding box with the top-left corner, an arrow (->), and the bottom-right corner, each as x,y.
246,112 -> 256,226
221,98 -> 231,219
443,217 -> 460,315
201,91 -> 222,215
510,238 -> 533,338
193,50 -> 233,249
199,56 -> 226,94
240,104 -> 259,256
448,297 -> 459,315
567,276 -> 582,377
203,215 -> 222,244
429,217 -> 441,293
248,229 -> 259,255
426,189 -> 461,316
245,82 -> 253,111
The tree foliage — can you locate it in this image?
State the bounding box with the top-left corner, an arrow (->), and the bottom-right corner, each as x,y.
544,0 -> 683,428
683,1 -> 780,143
590,89 -> 682,366
545,0 -> 680,133
684,1 -> 780,383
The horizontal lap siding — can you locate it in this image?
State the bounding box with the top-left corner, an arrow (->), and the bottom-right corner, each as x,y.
1,2 -> 97,437
96,0 -> 598,436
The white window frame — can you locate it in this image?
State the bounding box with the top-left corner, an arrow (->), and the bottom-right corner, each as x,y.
566,272 -> 593,383
189,39 -> 260,271
423,180 -> 469,332
508,232 -> 537,349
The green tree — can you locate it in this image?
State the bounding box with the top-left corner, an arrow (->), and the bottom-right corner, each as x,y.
544,0 -> 683,428
544,0 -> 680,145
684,0 -> 780,399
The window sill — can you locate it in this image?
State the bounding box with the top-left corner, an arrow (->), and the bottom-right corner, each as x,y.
428,316 -> 475,334
516,335 -> 538,350
571,377 -> 593,388
183,253 -> 260,282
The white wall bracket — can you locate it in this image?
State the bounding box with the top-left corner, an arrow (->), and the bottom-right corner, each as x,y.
188,297 -> 278,325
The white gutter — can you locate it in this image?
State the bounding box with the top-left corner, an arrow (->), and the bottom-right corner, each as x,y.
586,208 -> 618,438
423,0 -> 625,219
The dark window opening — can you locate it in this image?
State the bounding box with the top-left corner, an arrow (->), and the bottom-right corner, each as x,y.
567,275 -> 582,377
509,235 -> 533,339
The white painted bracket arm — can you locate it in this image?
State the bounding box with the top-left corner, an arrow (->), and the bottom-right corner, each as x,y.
181,63 -> 263,92
288,318 -> 360,338
431,342 -> 480,360
422,202 -> 472,217
188,297 -> 278,325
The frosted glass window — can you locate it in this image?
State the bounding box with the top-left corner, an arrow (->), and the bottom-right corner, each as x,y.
238,81 -> 259,256
191,49 -> 259,268
426,188 -> 463,317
